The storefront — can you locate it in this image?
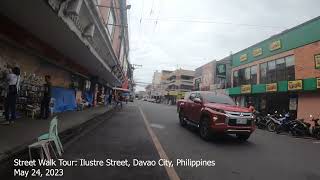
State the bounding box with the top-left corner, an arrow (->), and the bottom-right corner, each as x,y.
0,35 -> 93,119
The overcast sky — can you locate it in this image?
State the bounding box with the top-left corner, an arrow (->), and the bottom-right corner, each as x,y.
127,0 -> 320,91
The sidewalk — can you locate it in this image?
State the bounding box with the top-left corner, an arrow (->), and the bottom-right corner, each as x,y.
0,105 -> 113,161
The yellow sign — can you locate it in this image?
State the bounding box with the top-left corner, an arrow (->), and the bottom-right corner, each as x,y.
240,54 -> 248,62
288,80 -> 303,91
253,48 -> 262,57
315,54 -> 320,69
241,85 -> 251,94
169,91 -> 178,96
317,78 -> 320,88
266,83 -> 277,92
269,40 -> 281,51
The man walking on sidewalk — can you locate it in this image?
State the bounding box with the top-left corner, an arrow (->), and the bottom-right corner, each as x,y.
40,75 -> 51,119
2,67 -> 20,125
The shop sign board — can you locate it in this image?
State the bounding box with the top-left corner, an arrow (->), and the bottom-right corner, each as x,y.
317,78 -> 320,89
315,54 -> 320,69
266,83 -> 277,92
269,40 -> 281,51
240,54 -> 248,62
241,85 -> 251,94
288,80 -> 303,91
252,48 -> 262,57
169,91 -> 178,96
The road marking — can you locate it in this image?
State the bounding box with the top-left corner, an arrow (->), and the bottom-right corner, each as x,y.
313,141 -> 320,144
150,123 -> 165,129
138,106 -> 180,180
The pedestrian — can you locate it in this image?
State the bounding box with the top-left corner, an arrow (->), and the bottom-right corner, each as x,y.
2,67 -> 20,125
248,102 -> 256,113
40,75 -> 51,119
108,91 -> 113,105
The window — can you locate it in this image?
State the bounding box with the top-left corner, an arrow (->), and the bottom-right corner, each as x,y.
238,69 -> 245,85
244,67 -> 251,84
285,56 -> 295,80
201,93 -> 236,105
250,65 -> 257,84
260,62 -> 267,84
267,60 -> 276,83
233,70 -> 239,87
107,9 -> 115,39
276,58 -> 286,81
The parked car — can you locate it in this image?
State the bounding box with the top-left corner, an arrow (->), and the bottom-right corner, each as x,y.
177,91 -> 255,141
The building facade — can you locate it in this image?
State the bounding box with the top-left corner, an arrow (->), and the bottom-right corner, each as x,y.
0,0 -> 132,114
151,70 -> 161,96
166,69 -> 194,104
228,16 -> 320,121
194,56 -> 231,93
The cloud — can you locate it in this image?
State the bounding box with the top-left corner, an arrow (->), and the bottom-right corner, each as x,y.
128,0 -> 320,91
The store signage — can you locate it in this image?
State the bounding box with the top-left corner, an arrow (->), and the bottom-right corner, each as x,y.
240,54 -> 247,62
169,91 -> 178,96
288,80 -> 303,91
315,54 -> 320,69
241,85 -> 251,94
253,48 -> 262,57
266,83 -> 277,92
317,78 -> 320,89
269,40 -> 281,51
216,63 -> 226,78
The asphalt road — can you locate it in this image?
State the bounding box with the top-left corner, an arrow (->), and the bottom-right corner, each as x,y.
5,101 -> 320,180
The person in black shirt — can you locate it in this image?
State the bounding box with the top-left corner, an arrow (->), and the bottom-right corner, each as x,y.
40,75 -> 51,119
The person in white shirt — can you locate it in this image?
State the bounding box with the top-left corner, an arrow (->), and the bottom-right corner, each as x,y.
2,67 -> 20,125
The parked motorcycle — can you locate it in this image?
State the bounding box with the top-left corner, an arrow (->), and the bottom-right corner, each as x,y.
290,118 -> 310,137
255,111 -> 269,129
266,111 -> 283,132
275,113 -> 296,134
308,115 -> 320,139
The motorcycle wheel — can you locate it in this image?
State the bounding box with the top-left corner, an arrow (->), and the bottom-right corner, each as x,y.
315,131 -> 320,140
267,122 -> 276,132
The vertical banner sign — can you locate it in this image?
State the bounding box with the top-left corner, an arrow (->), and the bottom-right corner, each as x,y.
241,85 -> 251,94
315,54 -> 320,69
216,64 -> 226,78
288,80 -> 303,91
194,78 -> 201,91
289,98 -> 297,110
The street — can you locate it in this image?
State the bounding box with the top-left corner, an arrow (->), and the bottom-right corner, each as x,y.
59,101 -> 320,180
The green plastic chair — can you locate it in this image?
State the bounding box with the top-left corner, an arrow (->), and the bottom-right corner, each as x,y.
38,116 -> 63,156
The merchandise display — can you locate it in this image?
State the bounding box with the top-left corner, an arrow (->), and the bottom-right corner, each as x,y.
18,72 -> 45,117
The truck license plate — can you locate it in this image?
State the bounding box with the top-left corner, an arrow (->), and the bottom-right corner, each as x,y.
236,119 -> 247,124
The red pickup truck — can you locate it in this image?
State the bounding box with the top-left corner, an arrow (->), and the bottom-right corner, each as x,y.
177,91 -> 255,141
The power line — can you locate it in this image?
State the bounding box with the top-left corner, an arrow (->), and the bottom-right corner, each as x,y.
141,18 -> 287,29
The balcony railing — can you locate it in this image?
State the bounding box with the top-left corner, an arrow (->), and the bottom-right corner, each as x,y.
55,0 -> 123,82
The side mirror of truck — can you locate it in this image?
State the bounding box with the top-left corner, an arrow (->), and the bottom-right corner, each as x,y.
193,98 -> 202,104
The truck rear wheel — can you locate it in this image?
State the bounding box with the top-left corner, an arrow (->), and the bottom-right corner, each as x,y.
179,111 -> 187,127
